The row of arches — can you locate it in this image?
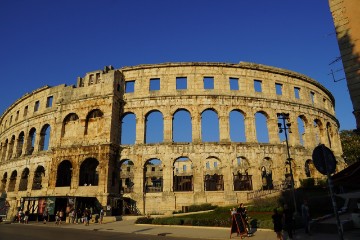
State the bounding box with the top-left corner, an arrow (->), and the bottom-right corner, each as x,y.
119,156 -> 316,193
0,158 -> 100,193
0,124 -> 50,161
120,108 -> 336,148
0,109 -> 104,162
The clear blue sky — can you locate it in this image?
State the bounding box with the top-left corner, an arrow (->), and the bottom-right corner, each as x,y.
0,0 -> 355,130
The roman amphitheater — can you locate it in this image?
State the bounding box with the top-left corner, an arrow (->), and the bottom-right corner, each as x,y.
0,62 -> 345,219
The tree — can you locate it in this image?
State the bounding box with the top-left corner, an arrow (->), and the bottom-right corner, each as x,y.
340,130 -> 360,165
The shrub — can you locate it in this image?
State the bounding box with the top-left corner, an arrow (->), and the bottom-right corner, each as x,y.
153,217 -> 183,225
300,178 -> 315,188
187,203 -> 216,212
135,217 -> 154,224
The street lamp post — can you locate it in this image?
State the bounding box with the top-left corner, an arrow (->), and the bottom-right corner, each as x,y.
277,113 -> 298,213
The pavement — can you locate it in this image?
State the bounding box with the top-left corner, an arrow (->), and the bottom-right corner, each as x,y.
3,218 -> 360,240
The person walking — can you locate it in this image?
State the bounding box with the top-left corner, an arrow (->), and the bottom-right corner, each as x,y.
272,208 -> 283,240
59,209 -> 64,224
301,199 -> 311,235
24,210 -> 29,224
43,208 -> 48,224
283,204 -> 293,240
99,208 -> 104,224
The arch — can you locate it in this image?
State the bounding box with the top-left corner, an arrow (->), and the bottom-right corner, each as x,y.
27,127 -> 36,154
204,157 -> 223,191
313,119 -> 323,145
84,109 -> 104,135
229,110 -> 246,142
16,131 -> 25,157
7,135 -> 15,159
201,109 -> 219,142
8,170 -> 17,192
1,139 -> 8,161
32,165 -> 45,190
173,109 -> 192,143
145,110 -> 164,144
39,124 -> 51,151
79,158 -> 99,186
255,111 -> 269,143
56,160 -> 72,187
233,156 -> 252,191
0,172 -> 7,192
173,157 -> 193,191
120,113 -> 136,145
326,122 -> 333,148
297,116 -> 306,146
61,113 -> 80,137
261,157 -> 273,190
119,159 -> 135,193
144,158 -> 163,192
304,159 -> 315,178
18,168 -> 30,191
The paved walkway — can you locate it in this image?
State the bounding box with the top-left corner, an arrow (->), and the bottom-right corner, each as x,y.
6,219 -> 360,240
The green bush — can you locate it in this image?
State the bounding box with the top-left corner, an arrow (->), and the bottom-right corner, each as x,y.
187,203 -> 216,212
135,217 -> 154,224
153,217 -> 183,225
300,178 -> 315,188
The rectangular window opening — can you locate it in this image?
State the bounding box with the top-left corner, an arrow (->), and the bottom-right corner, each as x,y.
310,91 -> 315,105
125,80 -> 135,93
275,83 -> 283,95
203,77 -> 214,90
46,96 -> 53,108
176,77 -> 187,90
34,101 -> 40,112
229,77 -> 239,90
24,106 -> 28,117
254,80 -> 262,92
294,87 -> 300,99
150,78 -> 160,91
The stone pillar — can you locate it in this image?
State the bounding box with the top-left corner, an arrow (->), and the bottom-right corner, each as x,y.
27,168 -> 35,191
245,115 -> 257,143
289,115 -> 299,146
162,159 -> 172,192
192,115 -> 201,143
192,158 -> 203,192
219,114 -> 230,143
223,164 -> 233,192
136,113 -> 145,144
268,116 -> 279,144
163,115 -> 173,143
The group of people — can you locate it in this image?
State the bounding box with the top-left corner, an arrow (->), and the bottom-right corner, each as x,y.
272,200 -> 311,240
230,203 -> 252,238
15,209 -> 29,224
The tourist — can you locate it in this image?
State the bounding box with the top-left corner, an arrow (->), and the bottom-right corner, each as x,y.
272,208 -> 283,240
43,208 -> 48,224
99,208 -> 104,224
301,199 -> 311,235
24,210 -> 29,224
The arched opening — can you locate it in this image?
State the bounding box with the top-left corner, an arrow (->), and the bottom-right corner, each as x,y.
229,110 -> 246,142
0,172 -> 7,192
255,112 -> 269,143
18,168 -> 30,191
314,119 -> 323,145
79,158 -> 99,186
16,132 -> 25,157
173,157 -> 193,191
305,159 -> 315,178
144,159 -> 163,192
27,128 -> 36,154
119,159 -> 134,193
173,109 -> 192,143
297,116 -> 306,146
1,140 -> 8,161
145,110 -> 164,144
8,170 -> 17,192
56,160 -> 72,187
7,135 -> 15,159
32,166 -> 45,190
233,156 -> 252,191
39,124 -> 51,151
204,157 -> 223,191
261,158 -> 273,190
84,109 -> 104,135
201,109 -> 219,142
120,113 -> 136,145
61,113 -> 79,137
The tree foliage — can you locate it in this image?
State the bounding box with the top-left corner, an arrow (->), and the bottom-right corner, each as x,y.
340,129 -> 360,165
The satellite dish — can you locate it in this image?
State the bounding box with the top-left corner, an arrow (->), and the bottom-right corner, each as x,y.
312,144 -> 336,175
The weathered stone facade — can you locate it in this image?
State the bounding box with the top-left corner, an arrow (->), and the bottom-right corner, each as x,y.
0,62 -> 345,218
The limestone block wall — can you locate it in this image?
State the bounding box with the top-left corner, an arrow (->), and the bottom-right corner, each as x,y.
0,62 -> 345,217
